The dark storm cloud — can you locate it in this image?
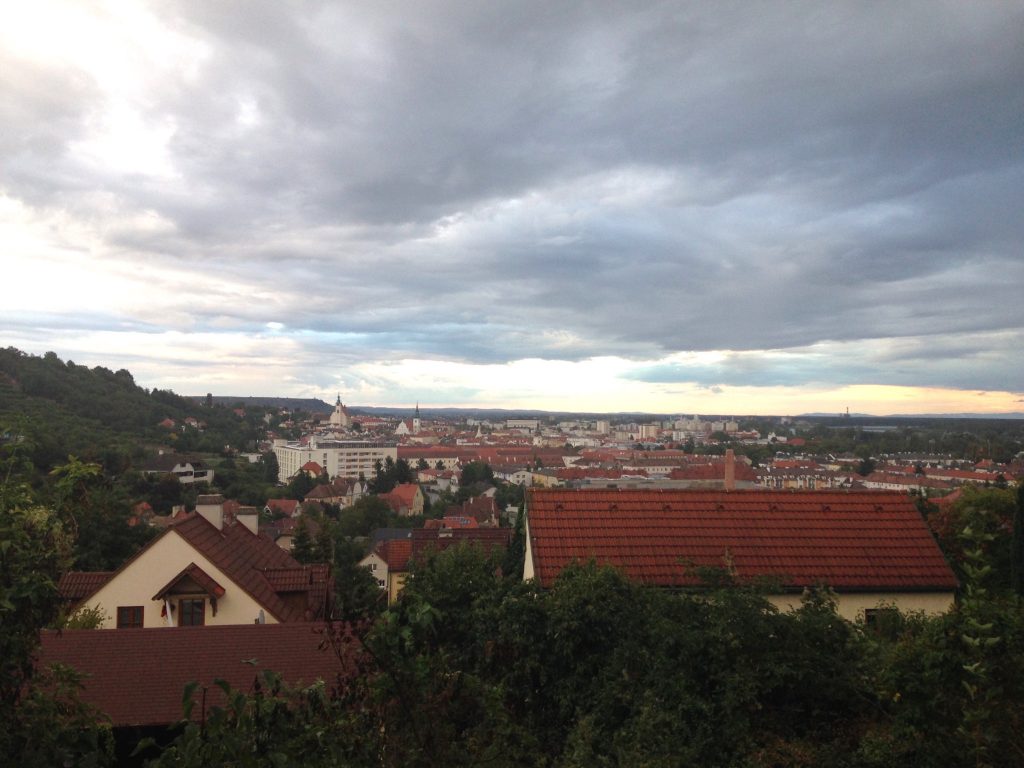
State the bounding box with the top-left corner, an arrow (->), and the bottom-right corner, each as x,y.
3,1 -> 1023,391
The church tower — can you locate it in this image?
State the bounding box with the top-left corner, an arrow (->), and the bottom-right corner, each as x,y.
329,394 -> 350,428
412,401 -> 421,434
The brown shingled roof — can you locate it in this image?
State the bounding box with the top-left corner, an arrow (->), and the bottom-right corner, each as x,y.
58,571 -> 114,602
37,623 -> 351,727
168,514 -> 328,622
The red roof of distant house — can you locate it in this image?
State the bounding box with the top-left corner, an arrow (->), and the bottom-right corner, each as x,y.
376,528 -> 511,571
667,462 -> 757,482
377,539 -> 414,570
390,483 -> 420,506
266,499 -> 300,517
37,623 -> 351,727
525,488 -> 958,592
380,484 -> 421,514
772,460 -> 820,470
300,461 -> 324,475
457,494 -> 498,524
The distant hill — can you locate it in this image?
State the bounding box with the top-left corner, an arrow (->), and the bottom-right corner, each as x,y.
0,347 -> 267,471
187,396 -> 333,413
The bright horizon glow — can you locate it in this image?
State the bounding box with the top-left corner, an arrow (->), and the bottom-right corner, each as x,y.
5,340 -> 1020,417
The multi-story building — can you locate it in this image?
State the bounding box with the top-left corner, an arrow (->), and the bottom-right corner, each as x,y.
273,438 -> 398,482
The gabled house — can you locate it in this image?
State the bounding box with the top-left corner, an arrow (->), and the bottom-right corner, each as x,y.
305,478 -> 363,507
59,496 -> 331,629
360,528 -> 512,604
141,453 -> 215,485
524,488 -> 958,622
380,483 -> 424,517
298,461 -> 325,478
265,498 -> 301,518
454,493 -> 499,527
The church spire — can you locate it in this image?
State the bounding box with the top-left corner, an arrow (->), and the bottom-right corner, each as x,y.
415,401 -> 420,418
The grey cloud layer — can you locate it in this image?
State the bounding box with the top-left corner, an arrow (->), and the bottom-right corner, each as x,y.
4,1 -> 1024,389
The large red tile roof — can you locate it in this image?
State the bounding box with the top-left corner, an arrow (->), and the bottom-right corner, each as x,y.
37,623 -> 351,727
526,489 -> 957,592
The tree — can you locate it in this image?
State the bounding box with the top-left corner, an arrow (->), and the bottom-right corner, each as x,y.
260,451 -> 280,484
291,517 -> 317,564
856,457 -> 876,476
287,471 -> 315,500
460,461 -> 493,486
1,450 -> 114,764
1012,483 -> 1024,597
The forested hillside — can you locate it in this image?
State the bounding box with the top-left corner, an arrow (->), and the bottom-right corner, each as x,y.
0,347 -> 265,473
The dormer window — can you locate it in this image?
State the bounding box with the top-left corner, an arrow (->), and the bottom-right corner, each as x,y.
178,598 -> 205,626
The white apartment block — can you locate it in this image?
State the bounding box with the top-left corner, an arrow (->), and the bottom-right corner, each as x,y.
506,418 -> 541,431
273,438 -> 398,482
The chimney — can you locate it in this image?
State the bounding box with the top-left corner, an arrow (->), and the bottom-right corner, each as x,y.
237,506 -> 259,535
724,449 -> 736,491
196,494 -> 225,529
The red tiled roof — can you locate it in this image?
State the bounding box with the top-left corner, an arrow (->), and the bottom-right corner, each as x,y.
526,489 -> 957,592
457,494 -> 498,524
263,564 -> 328,593
58,571 -> 114,602
668,462 -> 757,481
389,483 -> 421,506
376,528 -> 511,571
378,539 -> 413,570
266,499 -> 300,516
37,623 -> 350,727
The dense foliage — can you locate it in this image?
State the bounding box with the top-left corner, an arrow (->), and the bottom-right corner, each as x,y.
1,446 -> 114,765
0,347 -> 270,475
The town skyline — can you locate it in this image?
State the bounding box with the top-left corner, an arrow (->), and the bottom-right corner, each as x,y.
3,2 -> 1022,416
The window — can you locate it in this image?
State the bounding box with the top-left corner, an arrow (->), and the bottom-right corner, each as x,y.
178,598 -> 205,626
369,562 -> 377,571
117,606 -> 144,629
864,607 -> 901,638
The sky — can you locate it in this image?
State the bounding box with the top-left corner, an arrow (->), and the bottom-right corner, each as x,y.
2,1 -> 1023,416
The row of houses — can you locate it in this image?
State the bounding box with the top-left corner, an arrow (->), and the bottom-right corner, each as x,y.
46,486 -> 960,737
